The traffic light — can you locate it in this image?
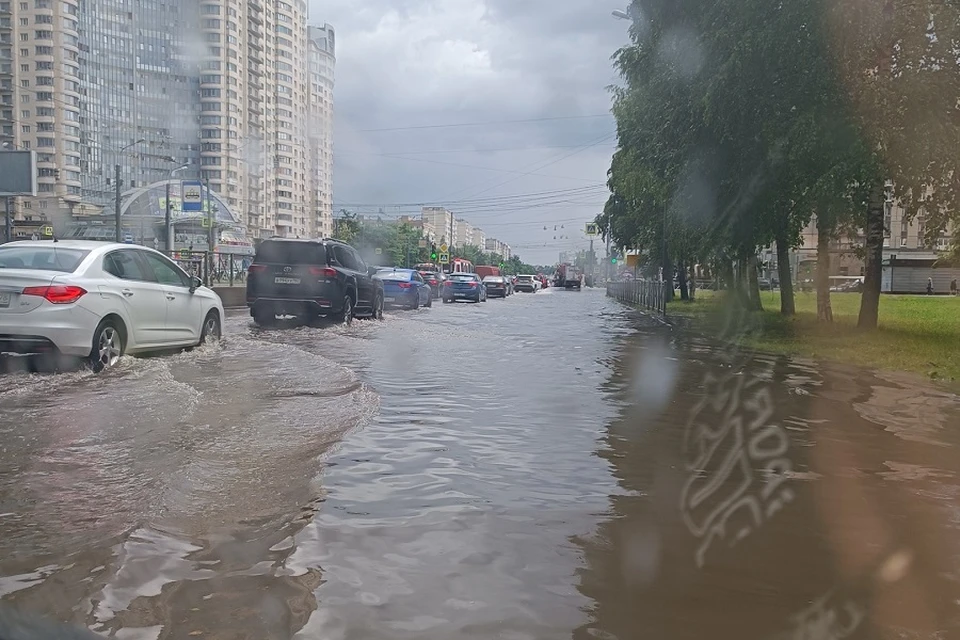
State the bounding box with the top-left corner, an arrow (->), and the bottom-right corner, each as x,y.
430,244 -> 438,261
611,257 -> 618,265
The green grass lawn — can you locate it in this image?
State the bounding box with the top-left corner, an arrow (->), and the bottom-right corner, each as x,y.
666,290 -> 960,383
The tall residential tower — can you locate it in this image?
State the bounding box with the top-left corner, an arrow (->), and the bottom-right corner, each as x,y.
1,0 -> 334,241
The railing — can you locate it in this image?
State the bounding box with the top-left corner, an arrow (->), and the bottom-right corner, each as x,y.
166,250 -> 250,288
606,279 -> 667,316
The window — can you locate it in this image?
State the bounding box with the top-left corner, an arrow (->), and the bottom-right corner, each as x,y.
0,246 -> 89,272
254,240 -> 326,265
141,252 -> 190,287
103,250 -> 148,281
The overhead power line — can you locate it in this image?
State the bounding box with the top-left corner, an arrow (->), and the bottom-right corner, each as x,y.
356,114 -> 613,133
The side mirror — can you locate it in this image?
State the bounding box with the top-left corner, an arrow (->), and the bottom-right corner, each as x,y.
190,276 -> 203,292
368,266 -> 379,276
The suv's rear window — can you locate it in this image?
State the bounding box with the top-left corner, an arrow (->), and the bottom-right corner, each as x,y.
254,241 -> 326,265
376,271 -> 412,281
0,246 -> 90,272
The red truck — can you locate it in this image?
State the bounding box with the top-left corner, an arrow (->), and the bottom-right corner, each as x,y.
474,265 -> 501,279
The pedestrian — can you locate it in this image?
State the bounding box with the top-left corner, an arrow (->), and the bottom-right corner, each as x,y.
927,276 -> 934,295
951,278 -> 957,296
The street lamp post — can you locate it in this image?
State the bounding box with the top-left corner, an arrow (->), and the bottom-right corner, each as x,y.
114,139 -> 145,242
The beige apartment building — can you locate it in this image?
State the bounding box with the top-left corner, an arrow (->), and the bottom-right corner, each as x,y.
308,23 -> 334,238
0,0 -> 82,233
200,0 -> 313,240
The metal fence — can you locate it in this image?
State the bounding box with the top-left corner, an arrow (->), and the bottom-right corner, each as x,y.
606,279 -> 667,316
166,251 -> 250,288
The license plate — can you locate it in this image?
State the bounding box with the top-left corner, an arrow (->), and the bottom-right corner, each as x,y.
454,293 -> 466,297
274,277 -> 300,285
384,297 -> 395,302
0,292 -> 9,308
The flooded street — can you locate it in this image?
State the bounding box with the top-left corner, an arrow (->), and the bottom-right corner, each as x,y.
1,288 -> 960,639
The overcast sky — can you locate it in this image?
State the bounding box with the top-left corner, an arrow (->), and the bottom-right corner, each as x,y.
307,0 -> 628,265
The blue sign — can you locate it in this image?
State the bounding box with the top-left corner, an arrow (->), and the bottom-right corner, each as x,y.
181,180 -> 203,212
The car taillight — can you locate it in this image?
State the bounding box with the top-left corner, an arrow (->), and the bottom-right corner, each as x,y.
468,282 -> 477,288
444,281 -> 453,287
22,285 -> 87,304
429,279 -> 437,285
249,264 -> 267,274
309,266 -> 338,277
397,282 -> 413,289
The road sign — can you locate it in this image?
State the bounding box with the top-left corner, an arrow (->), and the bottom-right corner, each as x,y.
201,216 -> 210,228
585,223 -> 599,236
179,249 -> 191,260
418,238 -> 427,249
375,247 -> 383,255
40,225 -> 53,237
181,180 -> 203,212
439,252 -> 450,264
439,243 -> 448,253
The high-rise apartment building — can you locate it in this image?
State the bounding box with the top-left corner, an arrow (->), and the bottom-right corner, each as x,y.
308,22 -> 334,238
1,0 -> 334,242
199,0 -> 312,240
0,0 -> 83,228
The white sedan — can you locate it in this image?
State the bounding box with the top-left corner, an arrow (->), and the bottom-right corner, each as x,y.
0,240 -> 225,371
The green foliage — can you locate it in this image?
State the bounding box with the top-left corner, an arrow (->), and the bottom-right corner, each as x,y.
332,212 -> 539,273
605,0 -> 960,290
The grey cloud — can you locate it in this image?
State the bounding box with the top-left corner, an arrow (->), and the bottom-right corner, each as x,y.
309,0 -> 626,263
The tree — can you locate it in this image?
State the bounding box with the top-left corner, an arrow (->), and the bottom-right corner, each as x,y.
333,209 -> 360,245
822,0 -> 960,328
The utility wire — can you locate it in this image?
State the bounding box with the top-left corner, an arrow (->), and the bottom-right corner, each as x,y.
355,114 -> 613,133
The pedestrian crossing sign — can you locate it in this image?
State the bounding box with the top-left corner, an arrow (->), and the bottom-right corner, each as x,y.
439,252 -> 450,264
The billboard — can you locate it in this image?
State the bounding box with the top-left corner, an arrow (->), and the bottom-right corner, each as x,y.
0,151 -> 37,197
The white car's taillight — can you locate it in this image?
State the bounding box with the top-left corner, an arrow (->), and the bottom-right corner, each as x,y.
21,285 -> 87,304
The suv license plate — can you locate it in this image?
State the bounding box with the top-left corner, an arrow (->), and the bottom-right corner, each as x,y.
454,293 -> 466,297
0,292 -> 10,308
383,297 -> 395,302
274,277 -> 301,285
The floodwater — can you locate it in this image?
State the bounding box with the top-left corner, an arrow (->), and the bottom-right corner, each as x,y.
0,287 -> 959,639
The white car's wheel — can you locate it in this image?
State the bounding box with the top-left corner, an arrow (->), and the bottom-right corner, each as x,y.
89,318 -> 124,373
200,311 -> 222,345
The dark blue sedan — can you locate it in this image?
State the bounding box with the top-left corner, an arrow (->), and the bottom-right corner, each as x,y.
375,268 -> 433,309
441,272 -> 487,303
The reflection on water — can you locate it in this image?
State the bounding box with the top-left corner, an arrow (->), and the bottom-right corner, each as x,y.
575,297 -> 960,640
0,289 -> 959,638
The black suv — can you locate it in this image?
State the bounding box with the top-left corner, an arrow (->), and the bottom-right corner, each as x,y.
246,238 -> 384,326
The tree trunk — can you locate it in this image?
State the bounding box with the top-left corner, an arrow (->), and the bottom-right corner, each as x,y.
775,233 -> 795,315
689,263 -> 696,300
746,253 -> 763,311
678,256 -> 689,300
816,215 -> 834,323
857,183 -> 884,329
663,249 -> 675,302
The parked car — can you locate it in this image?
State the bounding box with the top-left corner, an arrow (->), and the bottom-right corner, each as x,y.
482,275 -> 509,298
0,240 -> 224,372
514,274 -> 540,293
417,270 -> 444,298
442,272 -> 487,303
246,238 -> 384,326
376,268 -> 433,309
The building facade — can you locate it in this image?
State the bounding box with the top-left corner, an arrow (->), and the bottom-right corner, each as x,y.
0,0 -> 84,232
0,0 -> 334,242
308,23 -> 334,238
